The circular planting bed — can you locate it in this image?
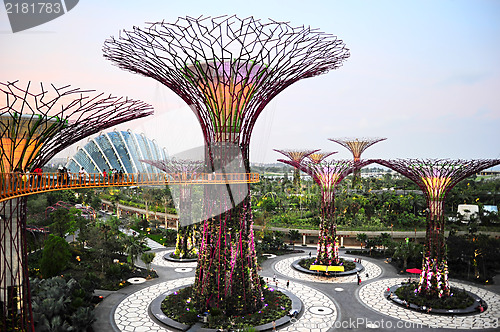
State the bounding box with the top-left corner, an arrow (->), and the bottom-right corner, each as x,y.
292,257 -> 363,277
163,252 -> 198,263
385,282 -> 487,315
149,285 -> 302,331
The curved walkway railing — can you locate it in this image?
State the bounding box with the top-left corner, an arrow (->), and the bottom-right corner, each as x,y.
0,172 -> 259,202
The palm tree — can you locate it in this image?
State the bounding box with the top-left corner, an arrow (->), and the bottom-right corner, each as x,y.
288,229 -> 301,249
356,233 -> 368,249
393,241 -> 420,270
123,235 -> 146,267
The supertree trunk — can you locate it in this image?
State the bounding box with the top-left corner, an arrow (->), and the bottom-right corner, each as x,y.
0,197 -> 33,331
174,225 -> 196,259
315,189 -> 339,265
194,145 -> 261,314
174,184 -> 197,258
417,199 -> 450,298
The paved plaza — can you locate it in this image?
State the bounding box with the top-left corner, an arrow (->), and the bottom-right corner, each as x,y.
94,246 -> 500,332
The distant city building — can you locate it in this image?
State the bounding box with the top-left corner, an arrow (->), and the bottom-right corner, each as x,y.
66,130 -> 167,174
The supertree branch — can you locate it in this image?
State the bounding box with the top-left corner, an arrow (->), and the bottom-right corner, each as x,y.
278,158 -> 373,265
0,80 -> 153,173
374,158 -> 500,298
328,137 -> 386,161
104,15 -> 350,148
307,151 -> 337,164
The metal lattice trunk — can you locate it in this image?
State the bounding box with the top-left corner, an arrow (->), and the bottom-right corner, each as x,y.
375,158 -> 500,298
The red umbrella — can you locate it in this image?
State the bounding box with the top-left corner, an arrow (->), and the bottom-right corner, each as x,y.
406,268 -> 422,274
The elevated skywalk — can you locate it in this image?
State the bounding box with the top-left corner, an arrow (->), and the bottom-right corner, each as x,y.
0,171 -> 259,202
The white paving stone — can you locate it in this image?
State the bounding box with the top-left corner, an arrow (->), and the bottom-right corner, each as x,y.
113,277 -> 339,331
358,277 -> 500,330
274,255 -> 382,284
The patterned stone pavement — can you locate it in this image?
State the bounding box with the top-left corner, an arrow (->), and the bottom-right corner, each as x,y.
358,277 -> 500,330
151,250 -> 197,268
274,255 -> 382,284
113,277 -> 339,332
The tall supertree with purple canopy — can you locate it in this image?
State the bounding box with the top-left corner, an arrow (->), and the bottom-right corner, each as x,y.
278,153 -> 371,265
141,159 -> 203,259
374,159 -> 500,298
103,15 -> 349,314
0,80 -> 152,331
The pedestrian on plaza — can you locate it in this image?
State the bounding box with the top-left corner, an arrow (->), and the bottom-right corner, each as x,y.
275,281 -> 278,288
357,274 -> 361,285
272,320 -> 276,331
286,280 -> 289,288
309,251 -> 312,258
273,274 -> 276,282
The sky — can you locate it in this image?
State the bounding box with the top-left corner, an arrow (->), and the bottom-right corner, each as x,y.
1,0 -> 499,165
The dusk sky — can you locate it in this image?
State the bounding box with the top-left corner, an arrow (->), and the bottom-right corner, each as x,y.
1,0 -> 499,165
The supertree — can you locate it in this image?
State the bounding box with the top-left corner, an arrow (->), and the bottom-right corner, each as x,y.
374,159 -> 500,298
141,159 -> 203,259
329,137 -> 386,187
278,155 -> 372,265
0,80 -> 152,331
273,149 -> 319,187
103,15 -> 350,314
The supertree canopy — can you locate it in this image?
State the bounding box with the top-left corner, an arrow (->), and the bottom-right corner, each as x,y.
273,149 -> 320,187
374,159 -> 500,298
278,156 -> 372,265
329,137 -> 386,187
0,80 -> 153,331
104,15 -> 349,314
141,158 -> 203,258
307,151 -> 337,164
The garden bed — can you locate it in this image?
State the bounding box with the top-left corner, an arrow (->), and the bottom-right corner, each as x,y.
385,283 -> 486,315
292,257 -> 363,277
164,252 -> 198,262
150,284 -> 301,330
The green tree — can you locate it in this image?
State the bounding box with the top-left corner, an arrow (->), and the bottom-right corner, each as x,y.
393,241 -> 421,270
141,252 -> 156,271
123,235 -> 146,267
40,235 -> 71,278
356,233 -> 367,249
378,232 -> 392,254
288,229 -> 301,248
48,208 -> 74,238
